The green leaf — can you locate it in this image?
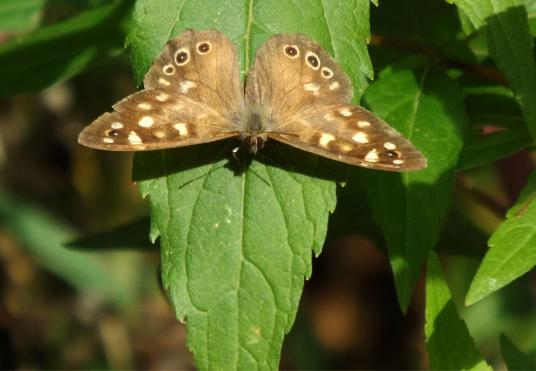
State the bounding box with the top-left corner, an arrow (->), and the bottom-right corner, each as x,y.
128,2 -> 374,368
447,0 -> 536,142
466,171 -> 536,305
0,0 -> 132,96
360,68 -> 464,311
458,87 -> 531,170
0,0 -> 45,33
500,334 -> 536,370
425,252 -> 492,371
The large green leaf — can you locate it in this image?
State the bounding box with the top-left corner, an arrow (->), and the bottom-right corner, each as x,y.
128,1 -> 372,369
0,0 -> 131,96
425,252 -> 491,370
360,68 -> 464,311
0,0 -> 45,32
447,0 -> 536,142
466,171 -> 536,305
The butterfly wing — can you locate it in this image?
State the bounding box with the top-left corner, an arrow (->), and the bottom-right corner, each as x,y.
79,29 -> 243,151
246,34 -> 427,171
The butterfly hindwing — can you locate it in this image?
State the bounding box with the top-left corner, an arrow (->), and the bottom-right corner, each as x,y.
78,90 -> 237,151
269,104 -> 427,171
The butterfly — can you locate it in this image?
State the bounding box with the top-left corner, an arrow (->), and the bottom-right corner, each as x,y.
78,29 -> 427,171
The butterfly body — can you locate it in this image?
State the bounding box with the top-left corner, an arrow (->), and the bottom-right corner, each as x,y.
79,29 -> 427,171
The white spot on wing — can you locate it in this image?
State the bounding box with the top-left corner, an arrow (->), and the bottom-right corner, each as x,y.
384,142 -> 396,150
179,80 -> 197,94
329,81 -> 340,90
339,108 -> 352,117
393,159 -> 404,165
352,132 -> 369,143
137,102 -> 152,110
319,133 -> 335,147
173,123 -> 188,136
365,148 -> 380,162
358,120 -> 371,128
155,93 -> 169,102
103,138 -> 114,144
128,131 -> 142,145
158,78 -> 171,86
304,82 -> 320,94
111,122 -> 123,130
139,116 -> 155,128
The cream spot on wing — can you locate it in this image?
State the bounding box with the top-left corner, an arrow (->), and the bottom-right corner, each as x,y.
155,93 -> 169,102
139,116 -> 155,128
179,80 -> 197,94
339,108 -> 352,117
304,82 -> 320,94
365,148 -> 380,162
358,120 -> 371,128
158,78 -> 171,86
352,132 -> 369,143
137,102 -> 152,110
111,122 -> 123,130
153,130 -> 166,139
128,131 -> 142,145
384,142 -> 396,150
340,143 -> 353,152
329,81 -> 340,90
319,133 -> 335,147
393,159 -> 405,165
103,138 -> 114,144
173,123 -> 188,136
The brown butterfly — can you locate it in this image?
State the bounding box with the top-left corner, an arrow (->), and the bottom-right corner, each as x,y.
79,29 -> 427,171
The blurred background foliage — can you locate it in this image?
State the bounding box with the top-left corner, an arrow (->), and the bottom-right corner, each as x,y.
0,0 -> 535,369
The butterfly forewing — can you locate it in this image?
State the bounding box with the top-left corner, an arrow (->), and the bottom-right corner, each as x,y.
79,30 -> 243,151
246,33 -> 427,171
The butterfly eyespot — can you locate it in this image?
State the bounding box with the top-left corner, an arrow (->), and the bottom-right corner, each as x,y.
284,45 -> 299,58
384,150 -> 401,158
197,41 -> 211,54
321,67 -> 333,79
106,129 -> 121,137
305,51 -> 320,70
163,64 -> 175,75
174,49 -> 190,66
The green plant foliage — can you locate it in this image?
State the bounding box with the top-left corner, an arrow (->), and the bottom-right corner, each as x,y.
448,0 -> 536,141
500,334 -> 536,370
0,0 -> 45,32
0,0 -> 132,96
425,252 -> 491,371
466,171 -> 536,304
360,68 -> 464,311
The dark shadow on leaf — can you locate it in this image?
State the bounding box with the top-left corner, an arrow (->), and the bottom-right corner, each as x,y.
66,217 -> 155,250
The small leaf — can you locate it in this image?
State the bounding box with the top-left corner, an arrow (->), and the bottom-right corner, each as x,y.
500,334 -> 536,370
458,87 -> 531,170
0,0 -> 132,96
360,68 -> 464,311
0,0 -> 45,33
425,252 -> 492,371
448,0 -> 536,141
466,171 -> 536,305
